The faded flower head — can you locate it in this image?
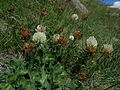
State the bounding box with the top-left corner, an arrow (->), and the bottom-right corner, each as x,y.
73,30 -> 83,40
78,71 -> 88,82
32,32 -> 46,43
21,42 -> 35,55
57,35 -> 68,46
35,25 -> 46,32
82,14 -> 88,20
102,44 -> 114,56
53,34 -> 60,43
53,34 -> 68,46
41,7 -> 47,16
21,28 -> 31,40
86,36 -> 98,47
86,46 -> 96,56
86,36 -> 97,56
69,35 -> 74,40
71,14 -> 79,20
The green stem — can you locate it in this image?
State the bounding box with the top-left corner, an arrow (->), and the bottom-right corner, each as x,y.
104,83 -> 120,90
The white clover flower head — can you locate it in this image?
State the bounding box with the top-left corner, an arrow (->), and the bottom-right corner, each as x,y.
71,14 -> 79,20
87,36 -> 98,47
32,32 -> 46,43
103,44 -> 113,53
53,34 -> 60,42
69,35 -> 74,40
35,25 -> 46,32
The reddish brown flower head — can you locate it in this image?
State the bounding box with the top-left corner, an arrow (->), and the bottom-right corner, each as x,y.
101,48 -> 113,56
82,14 -> 88,20
21,28 -> 31,40
73,30 -> 83,40
8,8 -> 15,12
53,34 -> 60,43
86,46 -> 96,56
78,71 -> 88,82
101,44 -> 113,56
41,8 -> 47,16
58,35 -> 68,46
21,42 -> 35,55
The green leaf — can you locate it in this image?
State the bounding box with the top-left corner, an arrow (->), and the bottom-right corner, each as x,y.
43,54 -> 55,62
40,66 -> 47,84
9,60 -> 18,69
8,74 -> 17,83
56,87 -> 62,90
9,57 -> 24,69
5,84 -> 14,90
0,83 -> 7,89
19,69 -> 28,75
30,71 -> 41,81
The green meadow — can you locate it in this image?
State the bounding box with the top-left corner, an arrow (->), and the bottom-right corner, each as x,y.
0,0 -> 120,89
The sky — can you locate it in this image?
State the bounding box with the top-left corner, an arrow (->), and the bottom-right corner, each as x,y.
99,0 -> 120,5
